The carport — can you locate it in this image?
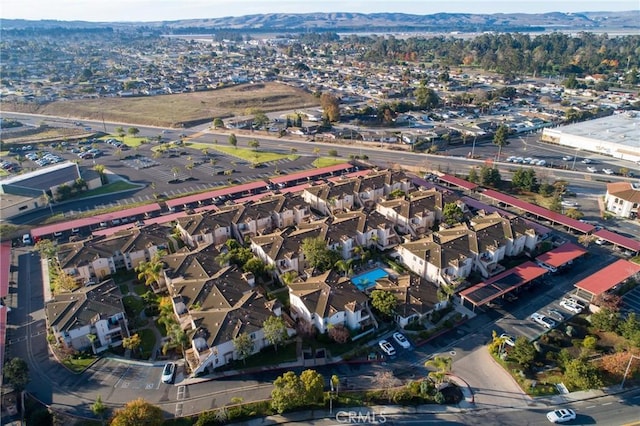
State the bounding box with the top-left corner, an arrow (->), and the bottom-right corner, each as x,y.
459,261 -> 548,310
574,259 -> 640,303
592,229 -> 640,254
535,242 -> 588,270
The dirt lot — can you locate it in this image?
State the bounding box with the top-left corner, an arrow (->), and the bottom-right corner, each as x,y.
2,82 -> 319,128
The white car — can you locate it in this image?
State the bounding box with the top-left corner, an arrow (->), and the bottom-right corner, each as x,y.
595,238 -> 606,245
500,333 -> 516,347
562,155 -> 573,161
392,332 -> 411,349
581,158 -> 592,164
559,299 -> 583,314
546,408 -> 576,423
530,313 -> 555,329
536,159 -> 547,166
560,200 -> 578,207
536,261 -> 558,273
378,340 -> 396,357
506,156 -> 516,162
586,166 -> 598,173
602,168 -> 614,175
161,362 -> 176,384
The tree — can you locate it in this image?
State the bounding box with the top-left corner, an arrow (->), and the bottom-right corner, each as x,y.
122,333 -> 142,354
511,168 -> 538,192
480,166 -> 502,187
243,257 -> 266,277
334,259 -> 354,277
248,139 -> 260,151
492,124 -> 510,160
618,313 -> 640,346
424,356 -> 452,385
233,332 -> 253,365
94,164 -> 107,184
52,265 -> 80,292
370,289 -> 397,318
414,82 -> 440,109
253,111 -> 269,129
468,167 -> 479,183
511,336 -> 536,368
301,236 -> 340,272
34,238 -> 57,259
564,358 -> 602,390
3,357 -> 29,391
590,308 -> 619,332
271,371 -> 305,414
300,369 -> 325,404
127,127 -> 140,137
442,202 -> 464,226
327,149 -> 338,157
594,293 -> 622,311
115,126 -> 125,138
91,395 -> 108,424
212,117 -> 224,129
110,398 -> 164,426
328,324 -> 351,344
565,208 -> 584,220
135,253 -> 165,288
320,92 -> 340,122
263,316 -> 288,351
549,195 -> 562,213
228,133 -> 238,148
600,350 -> 640,379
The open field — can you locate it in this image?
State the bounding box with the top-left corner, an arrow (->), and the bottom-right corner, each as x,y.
3,82 -> 319,128
0,125 -> 92,145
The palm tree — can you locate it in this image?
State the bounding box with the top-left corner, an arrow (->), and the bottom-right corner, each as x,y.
334,259 -> 354,277
135,253 -> 165,288
424,356 -> 452,385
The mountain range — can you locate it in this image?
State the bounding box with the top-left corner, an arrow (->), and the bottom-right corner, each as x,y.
2,10 -> 639,33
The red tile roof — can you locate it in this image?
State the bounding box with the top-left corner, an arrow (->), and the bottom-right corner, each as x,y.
460,261 -> 548,306
575,259 -> 640,296
0,242 -> 11,299
438,173 -> 479,191
593,229 -> 640,252
535,243 -> 588,268
270,163 -> 353,184
165,181 -> 266,208
31,203 -> 162,238
480,189 -> 594,233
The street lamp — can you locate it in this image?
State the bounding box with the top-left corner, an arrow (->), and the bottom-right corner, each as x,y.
571,148 -> 579,171
471,135 -> 477,159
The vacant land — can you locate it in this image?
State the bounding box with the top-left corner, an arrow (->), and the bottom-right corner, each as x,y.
3,82 -> 319,128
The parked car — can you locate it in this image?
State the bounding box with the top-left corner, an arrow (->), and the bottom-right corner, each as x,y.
595,238 -> 607,245
581,158 -> 592,164
22,234 -> 32,245
560,200 -> 578,207
161,362 -> 176,384
378,340 -> 396,357
602,168 -> 614,175
536,261 -> 558,273
500,334 -> 516,347
559,299 -> 583,314
546,409 -> 576,423
547,309 -> 566,322
530,312 -> 555,329
392,332 -> 411,349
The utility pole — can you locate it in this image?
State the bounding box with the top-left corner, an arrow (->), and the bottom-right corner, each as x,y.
620,354 -> 640,389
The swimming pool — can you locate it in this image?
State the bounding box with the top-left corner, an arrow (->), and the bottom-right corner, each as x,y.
351,268 -> 389,291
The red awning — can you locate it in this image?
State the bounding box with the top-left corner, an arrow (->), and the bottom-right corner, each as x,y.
535,243 -> 588,268
575,259 -> 640,296
593,229 -> 640,252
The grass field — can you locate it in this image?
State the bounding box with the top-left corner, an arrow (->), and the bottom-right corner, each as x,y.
5,82 -> 319,128
209,145 -> 290,164
312,157 -> 347,168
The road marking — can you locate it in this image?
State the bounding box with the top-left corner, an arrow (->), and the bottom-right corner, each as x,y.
602,402 -> 613,406
175,402 -> 183,417
177,385 -> 186,400
586,405 -> 596,408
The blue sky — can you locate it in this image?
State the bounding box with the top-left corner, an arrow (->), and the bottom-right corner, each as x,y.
2,0 -> 638,22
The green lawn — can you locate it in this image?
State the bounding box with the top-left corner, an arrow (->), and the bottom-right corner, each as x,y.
73,180 -> 141,199
123,295 -> 145,317
208,145 -> 289,163
0,169 -> 8,177
312,157 -> 347,168
220,342 -> 297,371
137,328 -> 156,359
62,355 -> 96,373
98,134 -> 148,147
133,283 -> 148,296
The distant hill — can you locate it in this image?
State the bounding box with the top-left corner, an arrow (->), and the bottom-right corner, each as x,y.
2,10 -> 639,33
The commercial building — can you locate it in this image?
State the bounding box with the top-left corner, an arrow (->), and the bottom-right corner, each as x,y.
541,113 -> 640,162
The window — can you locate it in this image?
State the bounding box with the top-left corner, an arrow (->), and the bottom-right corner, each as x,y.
633,203 -> 638,209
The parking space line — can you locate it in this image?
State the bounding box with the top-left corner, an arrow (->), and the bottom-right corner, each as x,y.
177,385 -> 186,400
175,402 -> 183,417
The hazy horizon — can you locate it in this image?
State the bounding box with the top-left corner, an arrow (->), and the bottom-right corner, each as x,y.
1,0 -> 638,23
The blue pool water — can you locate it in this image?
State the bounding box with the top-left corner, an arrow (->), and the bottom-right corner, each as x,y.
351,268 -> 389,291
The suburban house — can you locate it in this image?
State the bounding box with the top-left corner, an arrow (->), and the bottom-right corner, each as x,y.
45,279 -> 129,354
325,211 -> 367,260
56,227 -> 169,285
250,222 -> 329,276
302,179 -> 358,216
375,189 -> 444,237
356,170 -> 413,208
232,197 -> 282,240
373,274 -> 446,329
604,182 -> 640,219
175,205 -> 241,248
162,243 -> 222,293
288,269 -> 375,334
396,224 -> 476,287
